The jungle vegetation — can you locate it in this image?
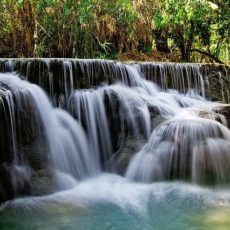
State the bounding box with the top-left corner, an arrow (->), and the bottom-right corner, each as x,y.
0,0 -> 229,63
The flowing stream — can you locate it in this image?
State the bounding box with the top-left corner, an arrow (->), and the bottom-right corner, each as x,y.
0,60 -> 230,230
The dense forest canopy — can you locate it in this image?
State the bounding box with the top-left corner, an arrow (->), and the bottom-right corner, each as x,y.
0,0 -> 229,63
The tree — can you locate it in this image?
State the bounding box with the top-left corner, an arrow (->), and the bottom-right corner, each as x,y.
0,0 -> 229,63
153,0 -> 214,61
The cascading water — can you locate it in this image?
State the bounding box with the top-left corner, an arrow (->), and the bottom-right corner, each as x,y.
69,88 -> 112,171
1,59 -> 229,103
126,116 -> 230,184
139,62 -> 207,96
0,73 -> 97,194
0,59 -> 230,230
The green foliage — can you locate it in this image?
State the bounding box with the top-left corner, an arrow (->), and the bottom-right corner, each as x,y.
0,0 -> 229,63
153,0 -> 229,62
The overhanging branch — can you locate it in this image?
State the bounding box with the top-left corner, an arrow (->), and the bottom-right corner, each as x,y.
191,48 -> 224,64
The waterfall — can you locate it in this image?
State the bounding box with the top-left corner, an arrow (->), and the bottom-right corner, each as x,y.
126,116 -> 230,184
0,59 -> 230,204
69,88 -> 111,171
138,63 -> 207,96
0,73 -> 97,196
1,59 -> 229,103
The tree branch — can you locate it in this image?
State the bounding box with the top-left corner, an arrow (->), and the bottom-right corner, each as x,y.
191,48 -> 224,64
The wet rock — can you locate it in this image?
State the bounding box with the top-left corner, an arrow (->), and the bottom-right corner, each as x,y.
30,168 -> 54,196
217,106 -> 230,128
0,84 -> 53,203
202,64 -> 230,103
0,163 -> 31,203
199,105 -> 230,128
0,87 -> 8,97
110,136 -> 146,175
148,104 -> 166,127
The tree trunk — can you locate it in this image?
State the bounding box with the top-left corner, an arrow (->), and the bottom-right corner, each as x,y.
178,38 -> 188,61
153,29 -> 170,53
185,21 -> 195,62
19,0 -> 36,57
